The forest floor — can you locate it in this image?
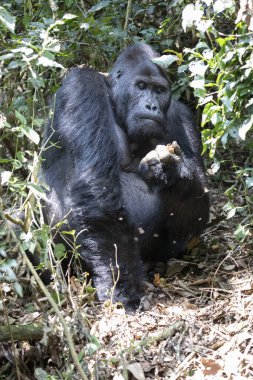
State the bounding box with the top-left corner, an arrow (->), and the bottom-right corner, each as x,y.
1,181 -> 253,380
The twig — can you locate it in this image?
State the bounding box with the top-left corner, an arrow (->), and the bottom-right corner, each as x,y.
177,280 -> 197,295
24,152 -> 40,233
109,244 -> 120,314
4,213 -> 25,230
0,323 -> 44,342
175,323 -> 189,361
124,0 -> 132,32
139,321 -> 185,348
169,351 -> 196,380
209,340 -> 225,350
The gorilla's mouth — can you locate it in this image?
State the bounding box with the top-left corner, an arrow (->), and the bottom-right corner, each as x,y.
138,118 -> 164,134
138,115 -> 163,126
129,117 -> 165,141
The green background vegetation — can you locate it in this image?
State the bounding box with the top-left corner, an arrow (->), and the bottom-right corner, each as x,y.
0,0 -> 252,378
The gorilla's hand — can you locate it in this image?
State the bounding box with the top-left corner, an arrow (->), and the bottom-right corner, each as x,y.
93,268 -> 144,311
157,141 -> 182,163
139,141 -> 182,186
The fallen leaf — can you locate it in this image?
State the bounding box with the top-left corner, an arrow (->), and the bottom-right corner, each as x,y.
166,260 -> 188,278
127,362 -> 145,380
201,357 -> 223,376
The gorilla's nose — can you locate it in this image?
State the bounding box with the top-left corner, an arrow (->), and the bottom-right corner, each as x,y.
145,104 -> 157,112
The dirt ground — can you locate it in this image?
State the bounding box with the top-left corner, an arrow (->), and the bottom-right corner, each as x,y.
1,183 -> 253,380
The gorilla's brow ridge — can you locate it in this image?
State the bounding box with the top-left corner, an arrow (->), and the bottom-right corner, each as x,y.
135,74 -> 168,87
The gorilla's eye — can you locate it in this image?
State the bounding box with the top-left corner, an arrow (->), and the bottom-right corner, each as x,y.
156,86 -> 166,94
136,81 -> 147,90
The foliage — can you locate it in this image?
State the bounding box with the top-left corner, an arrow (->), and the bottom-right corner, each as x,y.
179,0 -> 253,238
181,1 -> 253,157
0,0 -> 252,378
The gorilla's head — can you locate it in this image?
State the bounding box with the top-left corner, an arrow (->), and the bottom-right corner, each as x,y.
110,44 -> 171,142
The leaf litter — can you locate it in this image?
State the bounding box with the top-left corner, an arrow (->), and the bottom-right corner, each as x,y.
0,184 -> 253,379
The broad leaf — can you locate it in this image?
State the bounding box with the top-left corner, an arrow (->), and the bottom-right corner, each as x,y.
87,0 -> 110,14
238,116 -> 253,140
37,56 -> 64,69
151,54 -> 179,68
0,6 -> 16,33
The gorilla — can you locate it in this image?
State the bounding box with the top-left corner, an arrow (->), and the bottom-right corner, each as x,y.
42,44 -> 209,308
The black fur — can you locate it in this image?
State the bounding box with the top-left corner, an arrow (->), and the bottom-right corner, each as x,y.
42,44 -> 209,308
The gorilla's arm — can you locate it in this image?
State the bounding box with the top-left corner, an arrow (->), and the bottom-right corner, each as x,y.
139,99 -> 208,192
138,99 -> 210,255
165,99 -> 208,188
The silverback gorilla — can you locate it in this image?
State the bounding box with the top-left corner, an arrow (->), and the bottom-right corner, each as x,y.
42,44 -> 210,308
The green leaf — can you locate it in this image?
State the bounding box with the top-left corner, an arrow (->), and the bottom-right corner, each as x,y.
238,116 -> 253,140
0,260 -> 17,281
37,56 -> 64,69
227,208 -> 236,219
90,335 -> 101,346
80,22 -> 90,30
15,110 -> 27,124
29,72 -> 45,89
11,47 -> 34,56
26,183 -> 47,200
190,79 -> 205,89
197,19 -> 213,33
182,4 -> 203,31
194,88 -> 206,98
245,98 -> 253,108
209,160 -> 220,174
14,282 -> 23,297
0,170 -> 12,185
199,95 -> 213,105
54,243 -> 66,260
216,36 -> 235,47
34,368 -> 49,380
0,52 -> 14,60
27,183 -> 44,194
63,13 -> 77,20
87,0 -> 110,14
246,177 -> 253,188
42,50 -> 55,61
213,0 -> 234,13
163,49 -> 183,62
0,6 -> 16,33
151,54 -> 179,68
61,230 -> 76,236
85,343 -> 100,356
223,51 -> 234,63
8,60 -> 23,69
20,125 -> 40,145
189,61 -> 208,76
234,224 -> 249,241
0,159 -> 13,163
64,0 -> 75,7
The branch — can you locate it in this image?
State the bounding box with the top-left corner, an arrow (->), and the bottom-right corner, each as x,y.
0,323 -> 44,342
124,0 -> 132,32
140,321 -> 186,348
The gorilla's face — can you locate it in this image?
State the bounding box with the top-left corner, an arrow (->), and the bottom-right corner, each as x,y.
111,60 -> 171,143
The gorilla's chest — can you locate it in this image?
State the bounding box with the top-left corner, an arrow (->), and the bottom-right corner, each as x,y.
120,172 -> 163,231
